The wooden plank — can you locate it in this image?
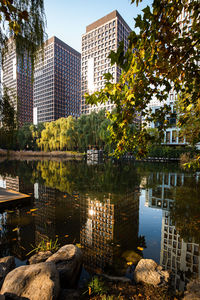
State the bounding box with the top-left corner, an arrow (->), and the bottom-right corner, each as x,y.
0,188 -> 30,203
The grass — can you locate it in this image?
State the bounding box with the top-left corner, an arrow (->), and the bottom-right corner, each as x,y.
27,238 -> 60,256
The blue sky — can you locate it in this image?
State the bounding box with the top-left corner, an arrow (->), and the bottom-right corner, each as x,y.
45,0 -> 152,52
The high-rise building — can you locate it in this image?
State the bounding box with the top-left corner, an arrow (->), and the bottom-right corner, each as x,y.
81,10 -> 131,114
2,39 -> 33,126
33,36 -> 81,124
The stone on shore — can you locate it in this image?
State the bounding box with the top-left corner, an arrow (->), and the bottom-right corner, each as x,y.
1,262 -> 60,300
46,244 -> 82,288
28,251 -> 52,264
184,279 -> 200,299
0,257 -> 15,287
134,259 -> 169,286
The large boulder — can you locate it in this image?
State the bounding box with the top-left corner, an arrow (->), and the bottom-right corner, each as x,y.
1,262 -> 60,300
0,257 -> 15,287
28,251 -> 52,264
184,279 -> 200,299
46,244 -> 82,288
134,259 -> 169,286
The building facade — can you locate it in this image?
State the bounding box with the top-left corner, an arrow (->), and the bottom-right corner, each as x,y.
147,91 -> 187,145
2,39 -> 33,126
81,10 -> 131,114
33,36 -> 81,124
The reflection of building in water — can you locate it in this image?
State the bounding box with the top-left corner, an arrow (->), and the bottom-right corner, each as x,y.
146,172 -> 200,291
34,183 -> 80,244
145,172 -> 184,210
5,176 -> 20,191
34,184 -> 57,243
80,191 -> 139,274
161,211 -> 200,291
0,176 -> 33,195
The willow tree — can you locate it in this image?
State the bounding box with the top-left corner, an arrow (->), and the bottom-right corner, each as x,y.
86,0 -> 200,158
0,0 -> 46,67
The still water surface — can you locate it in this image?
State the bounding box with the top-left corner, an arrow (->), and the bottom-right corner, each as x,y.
0,159 -> 199,290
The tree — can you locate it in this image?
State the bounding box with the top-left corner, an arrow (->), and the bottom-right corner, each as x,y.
0,0 -> 46,67
86,0 -> 200,158
0,88 -> 16,149
17,123 -> 34,150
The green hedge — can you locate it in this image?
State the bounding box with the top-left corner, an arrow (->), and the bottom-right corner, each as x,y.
147,145 -> 198,159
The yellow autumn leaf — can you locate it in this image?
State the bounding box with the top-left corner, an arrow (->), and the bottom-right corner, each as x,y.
88,287 -> 91,295
30,208 -> 38,212
12,227 -> 19,232
76,243 -> 84,249
137,247 -> 144,251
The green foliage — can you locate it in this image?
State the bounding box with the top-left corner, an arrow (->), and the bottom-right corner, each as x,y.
86,0 -> 200,158
0,88 -> 17,149
147,146 -> 198,159
0,88 -> 16,131
37,117 -> 76,151
17,123 -> 34,150
27,238 -> 60,256
36,110 -> 112,153
84,276 -> 108,297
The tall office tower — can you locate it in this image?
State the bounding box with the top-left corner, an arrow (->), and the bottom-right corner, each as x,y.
33,36 -> 81,124
2,39 -> 33,126
81,10 -> 131,114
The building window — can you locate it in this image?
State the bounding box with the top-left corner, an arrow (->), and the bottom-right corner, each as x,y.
166,131 -> 170,143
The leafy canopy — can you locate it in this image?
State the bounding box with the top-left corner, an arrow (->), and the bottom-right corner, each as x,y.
86,0 -> 200,158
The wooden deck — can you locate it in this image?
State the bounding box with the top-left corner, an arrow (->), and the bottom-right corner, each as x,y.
0,187 -> 30,203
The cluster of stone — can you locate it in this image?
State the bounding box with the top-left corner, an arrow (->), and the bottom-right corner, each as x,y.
0,250 -> 198,299
0,244 -> 82,300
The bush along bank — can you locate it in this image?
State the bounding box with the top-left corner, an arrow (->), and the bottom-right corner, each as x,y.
0,244 -> 198,299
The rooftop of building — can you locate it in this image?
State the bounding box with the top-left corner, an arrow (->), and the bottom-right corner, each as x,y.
86,10 -> 132,33
44,36 -> 81,57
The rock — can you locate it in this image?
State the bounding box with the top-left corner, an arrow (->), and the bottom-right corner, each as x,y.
184,279 -> 200,299
46,244 -> 82,288
0,257 -> 15,288
134,259 -> 169,286
58,289 -> 79,300
28,251 -> 52,264
1,262 -> 60,300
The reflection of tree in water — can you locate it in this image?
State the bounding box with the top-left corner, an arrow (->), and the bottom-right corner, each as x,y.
170,176 -> 200,244
36,160 -> 141,196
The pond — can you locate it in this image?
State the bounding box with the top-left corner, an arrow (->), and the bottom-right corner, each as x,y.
0,159 -> 199,291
